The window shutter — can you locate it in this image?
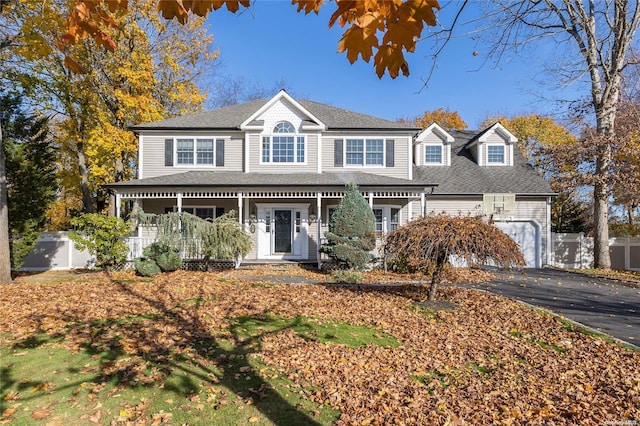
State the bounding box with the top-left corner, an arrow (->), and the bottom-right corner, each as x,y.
164,139 -> 173,166
334,139 -> 343,167
385,139 -> 395,167
215,139 -> 225,167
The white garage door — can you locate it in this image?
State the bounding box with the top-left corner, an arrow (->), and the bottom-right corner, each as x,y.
494,221 -> 540,268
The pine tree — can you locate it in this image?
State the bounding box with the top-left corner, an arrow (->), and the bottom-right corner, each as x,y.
1,92 -> 57,269
321,183 -> 376,270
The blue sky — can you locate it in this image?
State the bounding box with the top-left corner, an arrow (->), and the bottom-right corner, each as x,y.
204,1 -> 579,128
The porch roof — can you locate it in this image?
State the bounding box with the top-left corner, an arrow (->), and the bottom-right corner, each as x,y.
106,171 -> 435,192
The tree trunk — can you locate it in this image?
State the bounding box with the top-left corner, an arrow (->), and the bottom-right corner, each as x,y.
427,251 -> 447,301
0,121 -> 12,283
76,141 -> 95,213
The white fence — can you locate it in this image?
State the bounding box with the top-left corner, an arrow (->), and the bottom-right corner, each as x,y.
551,233 -> 640,271
19,233 -> 237,271
20,232 -> 95,271
18,231 -> 640,272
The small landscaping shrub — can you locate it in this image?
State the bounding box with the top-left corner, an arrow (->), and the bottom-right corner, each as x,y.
134,258 -> 162,277
135,242 -> 182,275
69,213 -> 132,271
143,242 -> 182,272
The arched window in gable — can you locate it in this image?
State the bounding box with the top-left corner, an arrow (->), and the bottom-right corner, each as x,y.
262,121 -> 305,164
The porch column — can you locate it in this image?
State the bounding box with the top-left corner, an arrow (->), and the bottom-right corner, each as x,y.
176,192 -> 183,231
420,192 -> 426,218
176,192 -> 183,213
237,192 -> 243,225
368,192 -> 373,208
316,191 -> 322,270
115,193 -> 121,218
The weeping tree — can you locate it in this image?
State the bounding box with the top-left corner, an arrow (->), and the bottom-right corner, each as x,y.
384,214 -> 525,301
132,207 -> 252,267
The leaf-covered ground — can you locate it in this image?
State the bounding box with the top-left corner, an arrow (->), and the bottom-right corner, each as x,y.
1,268 -> 638,425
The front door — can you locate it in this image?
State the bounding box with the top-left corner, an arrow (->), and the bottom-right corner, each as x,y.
273,209 -> 293,254
256,203 -> 309,260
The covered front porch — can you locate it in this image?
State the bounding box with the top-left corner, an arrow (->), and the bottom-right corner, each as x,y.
114,186 -> 431,267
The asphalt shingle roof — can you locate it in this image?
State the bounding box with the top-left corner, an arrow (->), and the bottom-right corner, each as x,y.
107,171 -> 428,189
413,130 -> 554,195
130,98 -> 418,131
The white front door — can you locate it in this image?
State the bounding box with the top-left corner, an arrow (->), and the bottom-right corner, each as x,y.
256,203 -> 309,259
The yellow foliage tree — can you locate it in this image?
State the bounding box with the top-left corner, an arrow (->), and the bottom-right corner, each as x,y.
3,0 -> 215,217
398,107 -> 467,130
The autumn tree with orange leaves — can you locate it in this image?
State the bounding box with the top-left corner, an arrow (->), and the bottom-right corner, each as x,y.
59,0 -> 441,79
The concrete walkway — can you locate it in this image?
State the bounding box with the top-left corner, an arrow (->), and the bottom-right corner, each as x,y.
468,269 -> 640,346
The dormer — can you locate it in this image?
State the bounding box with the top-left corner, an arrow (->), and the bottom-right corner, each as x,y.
466,122 -> 517,166
414,123 -> 454,166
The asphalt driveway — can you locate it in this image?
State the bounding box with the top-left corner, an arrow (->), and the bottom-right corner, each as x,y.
469,269 -> 640,346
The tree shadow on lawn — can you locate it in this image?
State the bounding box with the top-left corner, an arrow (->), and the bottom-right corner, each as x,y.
4,278 -> 324,425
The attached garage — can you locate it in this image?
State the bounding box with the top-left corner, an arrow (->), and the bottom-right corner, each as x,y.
494,220 -> 541,268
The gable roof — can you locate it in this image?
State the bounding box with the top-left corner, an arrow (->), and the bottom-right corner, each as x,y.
414,130 -> 554,195
130,95 -> 418,132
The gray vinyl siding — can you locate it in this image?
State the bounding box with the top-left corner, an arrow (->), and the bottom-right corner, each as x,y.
425,196 -> 550,266
141,132 -> 243,178
249,133 -> 318,173
321,135 -> 411,179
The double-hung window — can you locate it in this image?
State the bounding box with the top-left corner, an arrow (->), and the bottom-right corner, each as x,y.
345,138 -> 384,166
175,138 -> 217,166
425,145 -> 443,164
261,121 -> 305,164
487,145 -> 505,164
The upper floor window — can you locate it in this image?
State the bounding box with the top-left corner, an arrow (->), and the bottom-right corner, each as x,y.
424,145 -> 443,164
262,121 -> 305,164
165,137 -> 224,167
487,145 -> 505,164
346,138 -> 384,166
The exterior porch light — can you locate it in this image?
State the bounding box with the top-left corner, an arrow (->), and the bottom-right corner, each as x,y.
248,205 -> 257,225
308,207 -> 317,223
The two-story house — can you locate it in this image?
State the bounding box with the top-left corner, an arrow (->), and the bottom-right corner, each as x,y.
108,90 -> 554,267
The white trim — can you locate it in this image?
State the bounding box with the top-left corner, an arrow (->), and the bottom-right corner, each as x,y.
407,136 -> 413,179
415,123 -> 454,143
422,144 -> 447,166
476,122 -> 518,144
316,131 -> 322,173
485,144 -> 508,166
115,193 -> 121,218
138,134 -> 143,179
339,137 -> 390,168
244,133 -> 250,173
255,202 -> 310,260
259,133 -> 307,165
240,90 -> 327,131
169,136 -> 229,168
